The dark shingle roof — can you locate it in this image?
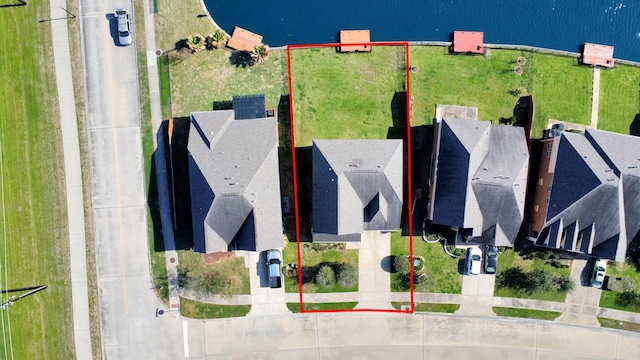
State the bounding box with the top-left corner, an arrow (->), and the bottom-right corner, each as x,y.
533,130 -> 640,261
430,116 -> 529,246
312,140 -> 403,241
188,110 -> 282,253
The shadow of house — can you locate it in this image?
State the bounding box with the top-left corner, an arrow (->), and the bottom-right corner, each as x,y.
312,139 -> 404,242
187,98 -> 283,254
630,114 -> 640,137
528,129 -> 640,261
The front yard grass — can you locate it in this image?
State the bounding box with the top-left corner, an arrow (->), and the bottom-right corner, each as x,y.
289,46 -> 406,146
494,250 -> 571,302
598,317 -> 640,334
282,240 -> 358,293
287,302 -> 358,313
392,302 -> 459,313
597,65 -> 640,134
390,232 -> 462,294
177,252 -> 250,295
179,297 -> 250,319
493,307 -> 561,321
599,261 -> 640,313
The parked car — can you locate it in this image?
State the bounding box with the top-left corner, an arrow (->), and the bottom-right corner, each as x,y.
465,247 -> 482,275
115,8 -> 132,46
591,259 -> 607,288
485,246 -> 498,274
266,249 -> 282,288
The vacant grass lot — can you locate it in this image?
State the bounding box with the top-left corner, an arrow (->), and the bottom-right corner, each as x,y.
0,3 -> 74,359
597,65 -> 640,134
289,46 -> 406,146
390,233 -> 462,294
599,261 -> 640,313
282,241 -> 358,293
494,250 -> 571,302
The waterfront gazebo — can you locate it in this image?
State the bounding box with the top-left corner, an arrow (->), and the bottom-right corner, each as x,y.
338,30 -> 371,53
581,43 -> 615,68
452,31 -> 484,54
227,26 -> 263,52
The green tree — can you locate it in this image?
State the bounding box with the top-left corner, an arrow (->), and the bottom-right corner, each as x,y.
212,29 -> 227,48
555,274 -> 575,294
252,43 -> 269,63
315,265 -> 336,287
393,255 -> 411,274
186,33 -> 206,53
337,263 -> 357,287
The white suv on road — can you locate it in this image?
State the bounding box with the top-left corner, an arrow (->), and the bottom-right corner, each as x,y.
115,8 -> 132,46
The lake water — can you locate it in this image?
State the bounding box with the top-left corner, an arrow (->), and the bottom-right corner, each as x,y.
204,0 -> 640,62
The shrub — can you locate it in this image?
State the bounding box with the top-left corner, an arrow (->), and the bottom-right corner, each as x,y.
393,255 -> 411,274
526,269 -> 552,293
315,265 -> 336,287
616,291 -> 640,309
337,263 -> 357,287
177,264 -> 190,288
607,277 -> 636,293
497,266 -> 527,290
186,33 -> 206,53
194,270 -> 221,294
554,274 -> 575,294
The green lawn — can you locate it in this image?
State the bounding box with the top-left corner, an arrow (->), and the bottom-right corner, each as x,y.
177,252 -> 250,296
598,317 -> 640,334
390,233 -> 462,294
597,65 -> 640,134
392,302 -> 459,313
599,261 -> 640,313
287,302 -> 358,313
493,307 -> 561,321
155,0 -> 217,51
179,297 -> 250,319
0,3 -> 75,359
282,240 -> 358,293
289,46 -> 406,146
494,250 -> 571,302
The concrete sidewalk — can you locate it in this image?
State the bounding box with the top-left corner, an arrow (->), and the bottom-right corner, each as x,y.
49,3 -> 92,359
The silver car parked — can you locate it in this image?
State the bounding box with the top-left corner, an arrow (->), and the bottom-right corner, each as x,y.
115,8 -> 132,46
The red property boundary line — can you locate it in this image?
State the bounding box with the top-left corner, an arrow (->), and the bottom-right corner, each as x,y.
286,42 -> 414,314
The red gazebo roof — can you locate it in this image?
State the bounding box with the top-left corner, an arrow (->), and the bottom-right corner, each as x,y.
339,30 -> 371,53
227,27 -> 263,52
452,31 -> 484,54
582,43 -> 615,68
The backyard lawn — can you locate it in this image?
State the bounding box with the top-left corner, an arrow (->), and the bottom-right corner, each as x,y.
494,250 -> 571,302
0,3 -> 75,359
282,240 -> 358,293
289,46 -> 407,146
390,232 -> 462,294
597,65 -> 640,135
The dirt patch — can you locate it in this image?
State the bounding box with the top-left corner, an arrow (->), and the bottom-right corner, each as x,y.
202,252 -> 235,264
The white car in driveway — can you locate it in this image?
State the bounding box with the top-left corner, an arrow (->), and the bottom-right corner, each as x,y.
591,259 -> 607,288
115,8 -> 132,46
465,247 -> 482,275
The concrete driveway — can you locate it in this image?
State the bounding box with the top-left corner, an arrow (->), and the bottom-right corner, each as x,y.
245,250 -> 291,316
354,231 -> 397,309
457,273 -> 496,316
556,259 -> 602,326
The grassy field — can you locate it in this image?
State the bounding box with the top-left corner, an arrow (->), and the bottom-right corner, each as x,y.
390,233 -> 462,294
177,253 -> 250,296
494,250 -> 571,302
0,3 -> 75,359
493,307 -> 561,321
599,261 -> 640,313
155,0 -> 217,51
180,297 -> 250,319
282,241 -> 358,293
289,46 -> 406,146
597,65 -> 640,134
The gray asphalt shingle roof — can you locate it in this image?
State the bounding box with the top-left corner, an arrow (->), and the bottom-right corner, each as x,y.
430,117 -> 529,246
535,129 -> 640,261
188,110 -> 282,253
312,139 -> 403,241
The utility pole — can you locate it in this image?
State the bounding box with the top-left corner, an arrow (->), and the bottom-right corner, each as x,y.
0,285 -> 47,309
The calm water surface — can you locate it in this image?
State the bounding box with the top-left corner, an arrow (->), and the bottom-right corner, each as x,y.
204,0 -> 640,61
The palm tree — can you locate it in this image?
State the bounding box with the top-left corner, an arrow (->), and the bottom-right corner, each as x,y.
186,33 -> 206,53
212,30 -> 227,49
252,43 -> 269,63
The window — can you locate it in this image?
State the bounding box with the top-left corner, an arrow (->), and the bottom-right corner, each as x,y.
538,178 -> 544,186
548,185 -> 552,192
534,205 -> 539,212
545,197 -> 550,204
545,151 -> 551,157
547,143 -> 553,149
